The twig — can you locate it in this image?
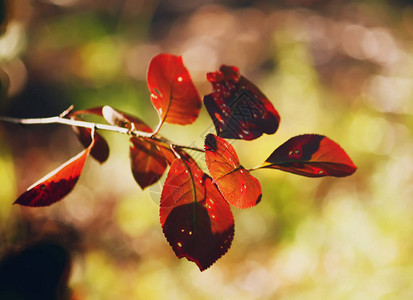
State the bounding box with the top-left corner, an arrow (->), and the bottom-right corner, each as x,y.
0,115 -> 153,137
0,114 -> 205,153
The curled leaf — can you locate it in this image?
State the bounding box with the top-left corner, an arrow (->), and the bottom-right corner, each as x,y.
204,65 -> 280,140
260,134 -> 357,177
147,53 -> 201,127
204,134 -> 262,209
160,158 -> 234,271
102,105 -> 153,132
14,136 -> 95,207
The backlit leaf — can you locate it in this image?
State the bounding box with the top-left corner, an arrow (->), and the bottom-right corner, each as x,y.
14,135 -> 95,207
147,53 -> 201,127
160,158 -> 234,271
204,134 -> 262,209
204,65 -> 280,140
260,134 -> 357,177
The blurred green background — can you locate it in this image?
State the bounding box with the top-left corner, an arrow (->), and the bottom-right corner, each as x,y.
1,0 -> 413,299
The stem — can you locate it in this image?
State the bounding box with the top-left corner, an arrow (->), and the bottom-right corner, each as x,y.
248,165 -> 264,172
0,115 -> 153,137
0,115 -> 205,152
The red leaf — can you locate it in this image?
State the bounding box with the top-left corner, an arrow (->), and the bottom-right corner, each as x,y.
72,125 -> 109,164
102,105 -> 153,133
204,65 -> 280,140
160,158 -> 234,271
147,53 -> 201,126
260,134 -> 357,177
69,108 -> 109,163
14,137 -> 95,207
130,137 -> 175,189
204,134 -> 262,209
70,106 -> 104,117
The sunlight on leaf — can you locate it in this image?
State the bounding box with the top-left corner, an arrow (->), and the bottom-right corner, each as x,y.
204,134 -> 262,209
147,53 -> 201,127
204,65 -> 280,140
14,135 -> 95,207
260,134 -> 357,177
160,157 -> 234,271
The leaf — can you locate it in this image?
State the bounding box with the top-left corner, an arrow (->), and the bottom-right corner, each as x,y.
71,125 -> 109,164
69,107 -> 109,163
160,158 -> 234,271
101,105 -> 153,133
260,134 -> 357,177
147,53 -> 202,126
204,65 -> 280,140
130,137 -> 175,189
204,134 -> 262,209
14,136 -> 95,207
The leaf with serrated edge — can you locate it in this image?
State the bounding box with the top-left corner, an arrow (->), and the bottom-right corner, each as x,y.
160,157 -> 234,271
14,137 -> 95,207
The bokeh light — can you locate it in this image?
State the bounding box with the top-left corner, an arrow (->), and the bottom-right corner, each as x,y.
1,0 -> 413,299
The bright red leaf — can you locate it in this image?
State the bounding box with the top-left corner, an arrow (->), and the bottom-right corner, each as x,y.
204,65 -> 280,140
14,136 -> 95,207
70,107 -> 109,163
259,134 -> 357,177
204,134 -> 262,209
160,157 -> 234,271
147,53 -> 201,127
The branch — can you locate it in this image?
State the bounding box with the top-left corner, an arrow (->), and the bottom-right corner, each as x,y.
0,114 -> 205,153
0,115 -> 153,137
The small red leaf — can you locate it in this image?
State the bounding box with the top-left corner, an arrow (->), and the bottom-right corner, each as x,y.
72,125 -> 109,164
160,158 -> 234,271
147,53 -> 201,126
14,137 -> 95,207
130,137 -> 174,189
260,134 -> 357,177
204,65 -> 280,140
204,134 -> 262,209
69,108 -> 109,163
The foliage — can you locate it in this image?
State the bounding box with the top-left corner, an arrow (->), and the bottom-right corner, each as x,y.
7,53 -> 356,270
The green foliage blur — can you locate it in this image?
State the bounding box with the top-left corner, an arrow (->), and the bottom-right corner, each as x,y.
1,0 -> 413,299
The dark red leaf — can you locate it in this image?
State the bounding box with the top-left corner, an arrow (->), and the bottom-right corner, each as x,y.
130,137 -> 175,189
14,137 -> 95,207
260,134 -> 357,177
204,65 -> 280,140
71,125 -> 109,164
102,105 -> 152,133
160,158 -> 234,271
204,134 -> 262,209
70,106 -> 104,117
147,53 -> 201,126
69,108 -> 110,163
